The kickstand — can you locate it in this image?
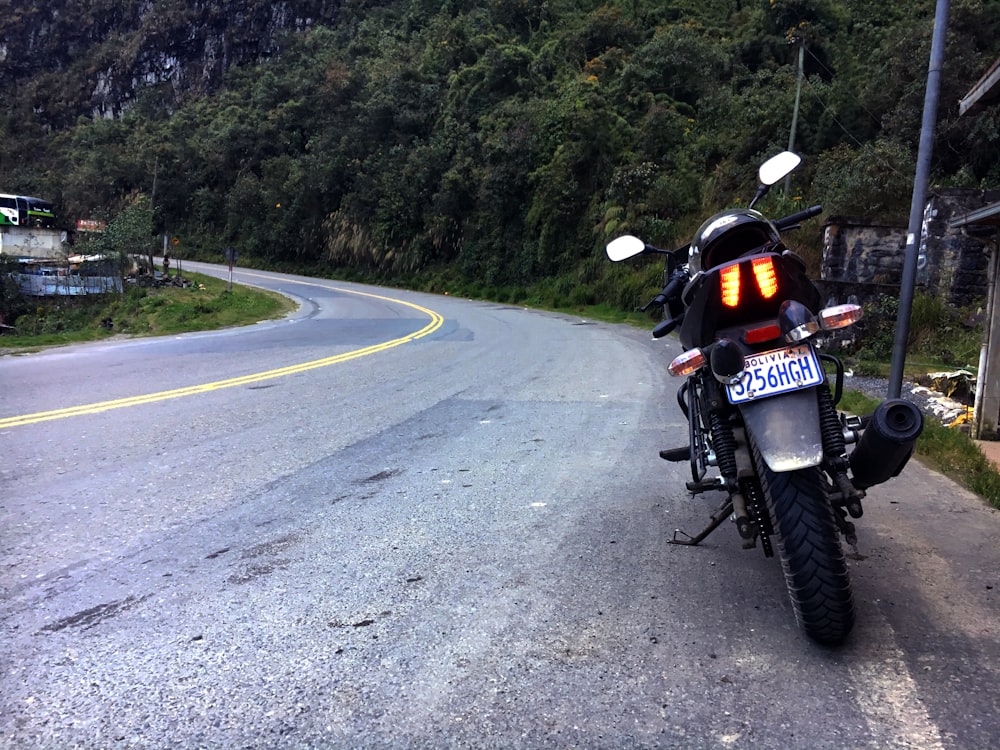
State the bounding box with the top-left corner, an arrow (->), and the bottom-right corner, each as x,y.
668,500 -> 734,546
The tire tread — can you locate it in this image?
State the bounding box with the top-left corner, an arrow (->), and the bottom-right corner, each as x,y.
753,445 -> 855,645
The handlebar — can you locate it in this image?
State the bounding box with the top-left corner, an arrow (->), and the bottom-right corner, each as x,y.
641,268 -> 688,313
642,268 -> 690,338
652,313 -> 684,339
775,204 -> 822,230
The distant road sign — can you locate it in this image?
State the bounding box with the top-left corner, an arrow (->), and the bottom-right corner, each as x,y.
76,219 -> 107,232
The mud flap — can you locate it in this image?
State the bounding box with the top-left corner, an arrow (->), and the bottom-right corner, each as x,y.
739,387 -> 824,472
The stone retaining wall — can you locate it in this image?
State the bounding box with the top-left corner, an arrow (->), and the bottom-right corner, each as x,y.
821,188 -> 998,307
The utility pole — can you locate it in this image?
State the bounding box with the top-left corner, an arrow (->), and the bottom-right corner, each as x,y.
888,0 -> 950,398
149,157 -> 159,275
786,38 -> 805,194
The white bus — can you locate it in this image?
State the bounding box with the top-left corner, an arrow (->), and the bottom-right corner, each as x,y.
0,194 -> 56,227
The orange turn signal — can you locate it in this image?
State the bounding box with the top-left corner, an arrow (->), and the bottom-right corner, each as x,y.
819,304 -> 863,330
669,348 -> 707,377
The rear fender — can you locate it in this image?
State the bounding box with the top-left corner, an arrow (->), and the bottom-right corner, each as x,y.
739,387 -> 823,471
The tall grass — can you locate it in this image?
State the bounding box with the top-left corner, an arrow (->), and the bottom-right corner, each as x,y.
402,252 -> 668,323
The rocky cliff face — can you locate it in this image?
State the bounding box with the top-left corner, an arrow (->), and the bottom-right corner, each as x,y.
0,0 -> 341,127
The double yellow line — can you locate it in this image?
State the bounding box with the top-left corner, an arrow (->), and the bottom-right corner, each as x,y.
0,285 -> 444,429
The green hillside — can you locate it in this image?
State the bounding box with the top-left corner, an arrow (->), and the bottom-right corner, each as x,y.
1,0 -> 998,297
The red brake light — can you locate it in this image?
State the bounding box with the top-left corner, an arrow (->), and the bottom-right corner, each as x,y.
720,257 -> 780,308
752,257 -> 778,299
744,324 -> 782,345
720,264 -> 741,307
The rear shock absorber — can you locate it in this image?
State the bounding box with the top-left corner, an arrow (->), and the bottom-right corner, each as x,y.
708,409 -> 756,545
818,385 -> 847,459
818,385 -> 864,518
708,411 -> 738,480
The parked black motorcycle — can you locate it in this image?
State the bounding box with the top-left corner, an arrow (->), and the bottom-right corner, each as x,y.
607,152 -> 923,644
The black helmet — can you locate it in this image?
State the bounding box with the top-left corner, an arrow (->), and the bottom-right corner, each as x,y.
688,208 -> 781,274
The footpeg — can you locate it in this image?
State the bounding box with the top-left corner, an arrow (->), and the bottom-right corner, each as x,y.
685,476 -> 725,493
735,517 -> 757,548
660,446 -> 690,461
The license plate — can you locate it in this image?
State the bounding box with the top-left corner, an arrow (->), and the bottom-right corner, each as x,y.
726,343 -> 823,404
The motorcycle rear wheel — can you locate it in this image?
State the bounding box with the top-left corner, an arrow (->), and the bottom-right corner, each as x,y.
753,446 -> 855,645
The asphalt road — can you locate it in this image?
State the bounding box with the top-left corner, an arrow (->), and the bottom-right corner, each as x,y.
1,265 -> 998,749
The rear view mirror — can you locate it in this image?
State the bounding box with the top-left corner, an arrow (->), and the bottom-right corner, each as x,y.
606,235 -> 646,262
758,151 -> 801,187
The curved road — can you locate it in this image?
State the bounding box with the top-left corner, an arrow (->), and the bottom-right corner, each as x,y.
1,264 -> 998,749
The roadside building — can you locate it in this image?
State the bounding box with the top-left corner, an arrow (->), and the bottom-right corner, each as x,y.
952,57 -> 1000,440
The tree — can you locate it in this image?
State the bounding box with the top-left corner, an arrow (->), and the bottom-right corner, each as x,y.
3,0 -> 999,295
105,195 -> 156,278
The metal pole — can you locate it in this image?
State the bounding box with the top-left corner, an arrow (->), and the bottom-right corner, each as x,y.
888,0 -> 950,399
974,241 -> 999,438
785,41 -> 804,195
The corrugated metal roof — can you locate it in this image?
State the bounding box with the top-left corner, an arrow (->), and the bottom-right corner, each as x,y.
959,56 -> 1000,115
949,200 -> 1000,229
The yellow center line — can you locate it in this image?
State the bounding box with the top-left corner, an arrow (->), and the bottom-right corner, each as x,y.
0,284 -> 445,429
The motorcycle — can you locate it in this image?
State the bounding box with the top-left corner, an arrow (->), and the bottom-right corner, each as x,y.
606,152 -> 924,644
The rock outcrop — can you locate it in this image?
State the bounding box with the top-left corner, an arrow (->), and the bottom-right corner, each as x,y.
1,1 -> 341,126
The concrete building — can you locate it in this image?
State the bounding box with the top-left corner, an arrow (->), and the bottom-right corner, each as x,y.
953,57 -> 1000,440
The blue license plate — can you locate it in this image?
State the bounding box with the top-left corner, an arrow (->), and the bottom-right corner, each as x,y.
726,343 -> 823,403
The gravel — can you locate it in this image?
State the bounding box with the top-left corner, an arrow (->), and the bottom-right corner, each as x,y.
842,372 -> 970,424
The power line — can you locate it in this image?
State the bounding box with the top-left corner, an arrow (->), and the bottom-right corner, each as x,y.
804,45 -> 886,133
801,75 -> 911,182
802,76 -> 868,148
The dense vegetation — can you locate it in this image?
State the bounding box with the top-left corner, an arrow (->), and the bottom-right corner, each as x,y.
2,0 -> 999,308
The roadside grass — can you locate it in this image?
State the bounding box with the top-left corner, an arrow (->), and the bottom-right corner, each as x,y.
399,255 -> 668,325
0,271 -> 293,351
839,390 -> 1000,510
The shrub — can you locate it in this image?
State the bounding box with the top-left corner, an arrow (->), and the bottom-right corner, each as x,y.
853,292 -> 983,368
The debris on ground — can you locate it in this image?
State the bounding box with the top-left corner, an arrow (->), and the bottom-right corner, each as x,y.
845,372 -> 975,429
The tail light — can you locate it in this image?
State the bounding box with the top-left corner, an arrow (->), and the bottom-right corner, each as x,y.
743,324 -> 781,345
719,257 -> 779,308
720,264 -> 741,307
752,257 -> 778,299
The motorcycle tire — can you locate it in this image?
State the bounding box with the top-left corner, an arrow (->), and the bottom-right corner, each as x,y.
752,444 -> 855,645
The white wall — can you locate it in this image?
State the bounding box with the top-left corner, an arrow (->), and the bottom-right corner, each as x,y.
0,227 -> 66,258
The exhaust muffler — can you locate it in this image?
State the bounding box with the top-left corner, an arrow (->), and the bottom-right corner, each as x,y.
849,399 -> 924,489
